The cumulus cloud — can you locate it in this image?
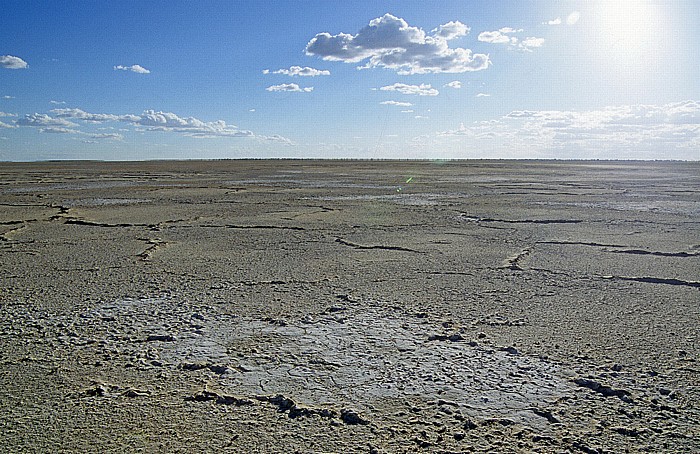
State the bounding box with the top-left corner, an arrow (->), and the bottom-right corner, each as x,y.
51,108 -> 129,123
0,55 -> 28,69
567,11 -> 581,25
444,81 -> 462,89
263,66 -> 330,76
478,27 -> 544,52
380,83 -> 438,96
305,13 -> 490,74
431,21 -> 470,40
380,100 -> 413,107
266,83 -> 314,93
114,64 -> 151,74
0,120 -> 15,129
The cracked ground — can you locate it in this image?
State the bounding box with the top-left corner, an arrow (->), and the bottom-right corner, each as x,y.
0,160 -> 698,453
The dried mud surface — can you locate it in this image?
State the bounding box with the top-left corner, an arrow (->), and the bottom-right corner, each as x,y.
0,159 -> 698,453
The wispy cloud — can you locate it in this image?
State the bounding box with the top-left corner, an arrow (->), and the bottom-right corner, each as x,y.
44,107 -> 291,142
544,12 -> 580,26
50,100 -> 66,105
0,112 -> 17,117
266,83 -> 313,93
567,11 -> 581,25
380,83 -> 438,96
37,126 -> 123,140
380,100 -> 413,107
2,96 -> 15,100
17,113 -> 78,128
306,13 -> 489,74
478,27 -> 544,52
476,93 -> 491,97
544,17 -> 562,25
263,66 -> 330,76
114,64 -> 150,74
0,55 -> 28,69
0,120 -> 15,129
444,81 -> 462,89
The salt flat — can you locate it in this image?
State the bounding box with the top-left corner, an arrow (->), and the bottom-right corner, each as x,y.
0,160 -> 698,452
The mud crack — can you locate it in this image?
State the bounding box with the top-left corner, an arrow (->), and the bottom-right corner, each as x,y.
335,237 -> 421,253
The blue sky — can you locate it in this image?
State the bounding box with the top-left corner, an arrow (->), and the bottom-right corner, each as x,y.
1,0 -> 698,160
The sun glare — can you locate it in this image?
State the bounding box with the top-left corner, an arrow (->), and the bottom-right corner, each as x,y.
594,1 -> 665,56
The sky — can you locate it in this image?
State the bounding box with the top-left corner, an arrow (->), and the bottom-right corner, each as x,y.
1,0 -> 698,161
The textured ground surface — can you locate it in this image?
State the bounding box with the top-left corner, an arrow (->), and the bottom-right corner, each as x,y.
0,160 -> 698,453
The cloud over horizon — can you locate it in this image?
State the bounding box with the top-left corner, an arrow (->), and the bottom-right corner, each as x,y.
433,101 -> 700,158
305,13 -> 490,74
15,108 -> 292,143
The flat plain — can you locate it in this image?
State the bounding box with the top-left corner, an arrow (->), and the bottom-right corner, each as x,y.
0,159 -> 698,453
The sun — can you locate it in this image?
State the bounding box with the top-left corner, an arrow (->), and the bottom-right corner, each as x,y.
593,1 -> 665,56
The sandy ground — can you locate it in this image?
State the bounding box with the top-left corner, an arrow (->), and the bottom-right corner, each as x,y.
0,159 -> 698,453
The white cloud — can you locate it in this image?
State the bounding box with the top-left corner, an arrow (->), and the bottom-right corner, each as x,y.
0,120 -> 15,129
260,134 -> 294,145
380,83 -> 438,96
18,108 -> 293,143
544,17 -> 562,25
521,37 -> 545,49
266,83 -> 313,92
401,110 -> 414,113
567,11 -> 581,25
414,115 -> 429,119
431,21 -> 470,40
39,127 -> 79,134
305,13 -> 490,75
17,113 -> 78,128
2,96 -> 15,100
478,28 -> 544,52
264,66 -> 330,76
51,108 -> 130,123
438,122 -> 473,137
444,81 -> 462,89
433,101 -> 700,158
0,55 -> 28,69
50,100 -> 66,105
0,112 -> 16,117
114,64 -> 151,74
380,100 -> 413,107
37,126 -> 123,140
476,93 -> 491,97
